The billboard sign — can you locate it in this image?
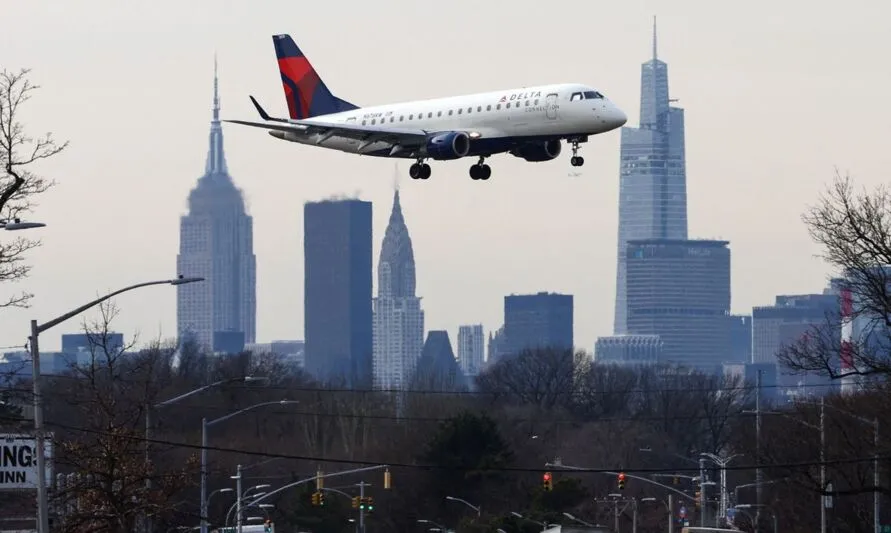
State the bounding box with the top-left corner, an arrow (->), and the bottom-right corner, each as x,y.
0,434 -> 53,490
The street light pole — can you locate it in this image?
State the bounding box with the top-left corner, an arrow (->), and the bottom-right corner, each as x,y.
445,496 -> 481,517
146,376 -> 266,533
29,276 -> 203,533
200,401 -> 298,533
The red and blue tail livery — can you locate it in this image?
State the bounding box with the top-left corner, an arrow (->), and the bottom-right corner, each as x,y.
226,34 -> 627,181
273,34 -> 358,119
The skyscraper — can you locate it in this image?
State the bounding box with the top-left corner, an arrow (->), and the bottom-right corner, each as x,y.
613,18 -> 687,334
372,190 -> 424,391
504,292 -> 574,356
304,198 -> 373,388
177,61 -> 256,351
625,239 -> 730,369
457,324 -> 485,378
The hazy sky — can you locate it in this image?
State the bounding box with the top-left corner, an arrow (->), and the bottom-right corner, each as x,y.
2,0 -> 889,352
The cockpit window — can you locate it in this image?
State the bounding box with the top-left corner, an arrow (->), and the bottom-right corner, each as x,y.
570,92 -> 583,101
584,91 -> 604,99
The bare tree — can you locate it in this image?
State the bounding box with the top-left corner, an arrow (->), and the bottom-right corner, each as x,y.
0,68 -> 68,307
475,347 -> 582,410
47,303 -> 197,532
779,171 -> 891,381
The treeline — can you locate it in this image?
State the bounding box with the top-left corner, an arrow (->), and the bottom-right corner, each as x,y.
0,311 -> 886,533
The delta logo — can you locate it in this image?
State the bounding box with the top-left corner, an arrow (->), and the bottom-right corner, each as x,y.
498,90 -> 542,103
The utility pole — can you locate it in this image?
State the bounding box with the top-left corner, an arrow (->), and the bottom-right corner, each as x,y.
820,397 -> 826,533
632,498 -> 638,533
235,464 -> 243,533
699,458 -> 707,527
755,369 -> 762,533
357,481 -> 370,533
614,498 -> 620,533
668,494 -> 674,533
874,418 -> 880,533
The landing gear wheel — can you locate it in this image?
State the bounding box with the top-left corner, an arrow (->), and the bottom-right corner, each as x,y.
410,162 -> 432,180
469,164 -> 492,180
569,140 -> 585,167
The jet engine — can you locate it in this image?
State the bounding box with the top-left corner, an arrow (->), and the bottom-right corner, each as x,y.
510,139 -> 562,162
426,131 -> 470,160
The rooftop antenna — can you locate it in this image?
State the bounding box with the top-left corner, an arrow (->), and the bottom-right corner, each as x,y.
652,15 -> 658,61
393,161 -> 401,192
213,53 -> 220,121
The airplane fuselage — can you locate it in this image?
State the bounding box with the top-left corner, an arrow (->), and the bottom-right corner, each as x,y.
268,83 -> 625,159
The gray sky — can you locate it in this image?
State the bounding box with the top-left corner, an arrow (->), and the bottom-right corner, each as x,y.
2,0 -> 889,352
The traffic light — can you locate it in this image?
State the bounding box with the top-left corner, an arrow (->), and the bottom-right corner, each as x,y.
617,472 -> 626,490
351,496 -> 361,509
542,471 -> 553,491
366,496 -> 374,512
384,468 -> 392,489
264,519 -> 273,533
672,476 -> 679,485
311,491 -> 320,506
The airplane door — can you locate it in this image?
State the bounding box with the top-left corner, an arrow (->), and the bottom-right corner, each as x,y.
546,93 -> 558,119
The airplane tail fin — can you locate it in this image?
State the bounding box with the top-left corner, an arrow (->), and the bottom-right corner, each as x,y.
272,34 -> 359,120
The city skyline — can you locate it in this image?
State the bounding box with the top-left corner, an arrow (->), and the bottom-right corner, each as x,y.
2,0 -> 887,352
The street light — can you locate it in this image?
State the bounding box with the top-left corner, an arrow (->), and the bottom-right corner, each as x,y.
563,512 -> 594,527
224,485 -> 270,528
206,487 -> 234,524
29,275 -> 204,533
200,402 -> 298,533
418,519 -> 448,531
146,375 -> 268,531
445,496 -> 481,517
700,452 -> 741,524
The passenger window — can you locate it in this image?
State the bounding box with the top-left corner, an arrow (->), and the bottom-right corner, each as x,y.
409,114 -> 414,120
477,106 -> 482,112
437,111 -> 442,117
535,99 -> 539,105
362,120 -> 367,125
458,109 -> 462,114
571,92 -> 583,101
448,110 -> 453,115
487,105 -> 492,111
390,117 -> 394,122
467,107 -> 472,113
399,116 -> 404,122
371,119 -> 376,125
496,104 -> 501,110
428,112 -> 432,118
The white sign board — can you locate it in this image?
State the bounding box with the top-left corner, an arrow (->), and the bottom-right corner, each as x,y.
0,434 -> 53,490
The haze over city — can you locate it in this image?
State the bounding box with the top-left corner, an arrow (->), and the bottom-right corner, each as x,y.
2,0 -> 889,351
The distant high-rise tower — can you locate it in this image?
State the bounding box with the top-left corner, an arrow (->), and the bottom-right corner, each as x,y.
373,190 -> 424,391
613,17 -> 688,334
304,198 -> 373,388
177,59 -> 256,351
504,292 -> 573,356
457,325 -> 485,378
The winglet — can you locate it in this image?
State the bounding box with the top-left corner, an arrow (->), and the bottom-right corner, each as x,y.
249,95 -> 289,123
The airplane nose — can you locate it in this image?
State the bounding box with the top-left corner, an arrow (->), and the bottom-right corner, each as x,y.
611,106 -> 627,128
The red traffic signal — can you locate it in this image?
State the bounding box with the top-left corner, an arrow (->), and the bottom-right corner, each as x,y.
617,472 -> 626,490
543,472 -> 552,481
617,473 -> 626,481
542,471 -> 553,491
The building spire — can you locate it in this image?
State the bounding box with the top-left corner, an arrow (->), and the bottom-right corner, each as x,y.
205,54 -> 229,176
652,15 -> 658,61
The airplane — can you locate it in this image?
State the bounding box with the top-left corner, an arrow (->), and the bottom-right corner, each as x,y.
226,34 -> 628,181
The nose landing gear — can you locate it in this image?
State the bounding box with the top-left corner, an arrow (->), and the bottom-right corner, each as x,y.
570,139 -> 585,167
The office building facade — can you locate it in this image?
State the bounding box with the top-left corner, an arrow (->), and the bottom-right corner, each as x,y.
503,292 -> 573,356
304,198 -> 373,387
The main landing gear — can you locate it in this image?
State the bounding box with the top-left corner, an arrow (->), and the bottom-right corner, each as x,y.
570,139 -> 585,167
469,157 -> 491,181
409,161 -> 431,180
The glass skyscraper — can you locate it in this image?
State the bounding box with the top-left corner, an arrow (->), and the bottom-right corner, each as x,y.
613,19 -> 688,334
177,62 -> 256,351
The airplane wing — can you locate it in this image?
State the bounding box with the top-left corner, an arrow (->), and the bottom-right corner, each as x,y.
224,118 -> 430,150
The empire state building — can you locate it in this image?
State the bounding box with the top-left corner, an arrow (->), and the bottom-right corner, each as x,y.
177,61 -> 257,351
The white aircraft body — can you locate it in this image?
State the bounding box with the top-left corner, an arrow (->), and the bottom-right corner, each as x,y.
227,34 -> 628,181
